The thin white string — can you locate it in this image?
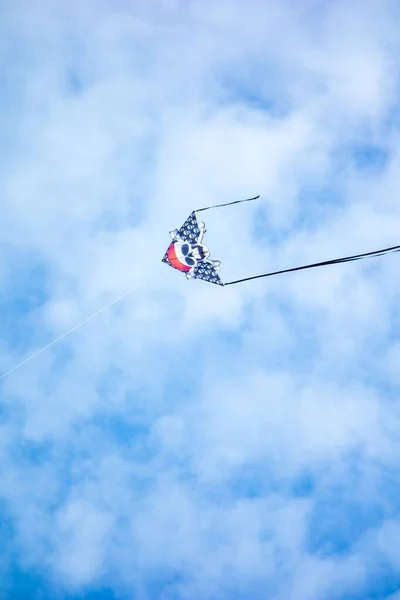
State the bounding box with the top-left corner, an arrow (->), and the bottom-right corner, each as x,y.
0,283 -> 142,381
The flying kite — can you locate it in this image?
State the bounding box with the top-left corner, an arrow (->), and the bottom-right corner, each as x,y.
162,195 -> 400,286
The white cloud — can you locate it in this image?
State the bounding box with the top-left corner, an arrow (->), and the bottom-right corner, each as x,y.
1,0 -> 400,598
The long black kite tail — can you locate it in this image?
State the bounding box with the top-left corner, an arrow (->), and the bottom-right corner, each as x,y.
196,195 -> 260,213
224,243 -> 400,286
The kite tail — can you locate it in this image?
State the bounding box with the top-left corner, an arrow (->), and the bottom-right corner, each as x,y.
195,195 -> 260,213
223,243 -> 400,286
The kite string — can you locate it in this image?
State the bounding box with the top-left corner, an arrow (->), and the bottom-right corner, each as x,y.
0,283 -> 142,381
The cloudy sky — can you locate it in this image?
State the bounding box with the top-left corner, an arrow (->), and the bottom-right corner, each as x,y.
1,0 -> 400,598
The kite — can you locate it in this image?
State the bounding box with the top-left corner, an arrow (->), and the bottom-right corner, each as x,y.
162,195 -> 400,286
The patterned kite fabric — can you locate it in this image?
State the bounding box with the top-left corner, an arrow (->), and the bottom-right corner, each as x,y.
177,211 -> 201,242
162,211 -> 224,286
192,260 -> 224,286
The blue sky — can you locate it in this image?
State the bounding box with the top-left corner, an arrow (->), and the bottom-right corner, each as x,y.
1,0 -> 400,599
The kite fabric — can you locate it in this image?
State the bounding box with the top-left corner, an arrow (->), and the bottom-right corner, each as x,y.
162,196 -> 260,286
162,210 -> 224,286
162,195 -> 400,286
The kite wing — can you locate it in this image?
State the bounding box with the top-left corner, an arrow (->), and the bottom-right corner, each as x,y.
192,261 -> 224,286
174,211 -> 201,243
